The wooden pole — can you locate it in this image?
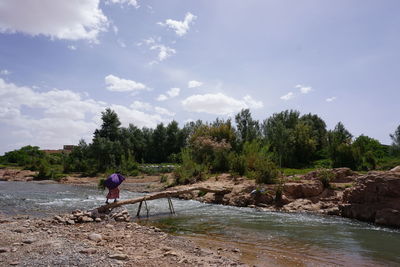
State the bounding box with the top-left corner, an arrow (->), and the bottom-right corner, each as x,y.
97,186 -> 231,213
136,201 -> 143,217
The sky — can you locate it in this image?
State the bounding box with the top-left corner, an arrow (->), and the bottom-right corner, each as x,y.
0,0 -> 399,154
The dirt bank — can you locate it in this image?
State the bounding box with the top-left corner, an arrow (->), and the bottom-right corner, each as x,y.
0,214 -> 244,266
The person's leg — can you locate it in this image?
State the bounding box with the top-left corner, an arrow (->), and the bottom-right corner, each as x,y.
106,198 -> 109,204
114,198 -> 118,203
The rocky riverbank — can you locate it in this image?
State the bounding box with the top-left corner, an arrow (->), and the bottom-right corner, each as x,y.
0,213 -> 244,266
174,167 -> 400,228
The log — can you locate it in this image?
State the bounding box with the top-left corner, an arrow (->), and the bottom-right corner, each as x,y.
97,186 -> 231,213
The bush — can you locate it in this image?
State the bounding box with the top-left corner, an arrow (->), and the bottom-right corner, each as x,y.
317,168 -> 335,188
160,174 -> 168,183
252,157 -> 280,184
275,183 -> 283,201
173,149 -> 208,185
313,159 -> 332,169
229,153 -> 246,176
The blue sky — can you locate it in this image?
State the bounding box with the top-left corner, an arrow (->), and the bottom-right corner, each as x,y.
0,0 -> 399,154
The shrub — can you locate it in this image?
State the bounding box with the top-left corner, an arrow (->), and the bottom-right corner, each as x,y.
252,157 -> 280,184
229,153 -> 246,176
313,159 -> 332,169
173,149 -> 208,185
160,174 -> 168,183
317,168 -> 335,188
275,183 -> 283,201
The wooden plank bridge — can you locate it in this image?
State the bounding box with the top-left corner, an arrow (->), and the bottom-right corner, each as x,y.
96,186 -> 232,216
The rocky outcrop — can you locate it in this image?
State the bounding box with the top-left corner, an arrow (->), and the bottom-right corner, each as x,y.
340,172 -> 400,227
283,181 -> 324,199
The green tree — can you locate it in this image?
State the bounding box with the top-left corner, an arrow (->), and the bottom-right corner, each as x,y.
94,108 -> 121,141
390,125 -> 400,156
235,109 -> 260,145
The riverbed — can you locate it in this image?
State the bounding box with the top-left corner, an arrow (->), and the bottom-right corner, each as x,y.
1,181 -> 399,266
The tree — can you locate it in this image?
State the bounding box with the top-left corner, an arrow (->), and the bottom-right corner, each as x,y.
235,109 -> 260,145
94,108 -> 121,141
390,125 -> 400,156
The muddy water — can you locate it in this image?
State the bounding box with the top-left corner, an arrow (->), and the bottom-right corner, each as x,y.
1,181 -> 399,266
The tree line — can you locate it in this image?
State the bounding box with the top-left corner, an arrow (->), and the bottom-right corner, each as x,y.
1,108 -> 400,183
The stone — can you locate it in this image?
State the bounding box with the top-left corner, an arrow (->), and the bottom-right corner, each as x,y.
79,248 -> 97,254
88,233 -> 102,242
22,238 -> 36,244
390,166 -> 400,173
0,247 -> 10,253
232,248 -> 240,253
14,228 -> 28,234
95,218 -> 102,222
105,224 -> 114,229
9,261 -> 19,266
164,251 -> 178,257
340,172 -> 400,227
81,216 -> 94,223
109,253 -> 128,260
283,181 -> 324,199
66,220 -> 75,225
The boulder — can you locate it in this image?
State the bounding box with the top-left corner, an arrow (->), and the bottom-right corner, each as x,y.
340,172 -> 400,227
390,166 -> 400,173
283,181 -> 324,199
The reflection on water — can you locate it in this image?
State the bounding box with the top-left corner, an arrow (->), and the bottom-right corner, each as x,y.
1,181 -> 399,266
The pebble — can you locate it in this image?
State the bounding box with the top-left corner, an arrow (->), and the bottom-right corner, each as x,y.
109,253 -> 128,260
14,228 -> 28,233
22,238 -> 36,244
9,261 -> 19,266
66,220 -> 75,225
105,224 -> 114,229
88,233 -> 102,242
232,248 -> 240,253
0,247 -> 10,253
79,248 -> 97,254
95,218 -> 102,222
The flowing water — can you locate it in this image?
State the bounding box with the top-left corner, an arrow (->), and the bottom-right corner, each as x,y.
1,181 -> 399,266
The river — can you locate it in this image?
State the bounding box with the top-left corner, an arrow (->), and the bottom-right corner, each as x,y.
1,181 -> 399,266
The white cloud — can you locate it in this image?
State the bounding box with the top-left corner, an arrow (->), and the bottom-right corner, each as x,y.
157,94 -> 168,101
150,44 -> 176,61
68,45 -> 77,50
157,88 -> 180,101
182,93 -> 261,115
167,87 -> 180,98
295,84 -> 312,94
0,69 -> 11,75
107,0 -> 139,8
0,78 -> 170,153
158,12 -> 197,37
326,97 -> 337,102
280,92 -> 294,101
188,80 -> 203,88
155,107 -> 175,116
0,0 -> 108,42
112,25 -> 119,34
130,101 -> 152,111
105,74 -> 147,92
243,95 -> 263,109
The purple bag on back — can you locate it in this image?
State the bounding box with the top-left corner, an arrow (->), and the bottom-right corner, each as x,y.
104,173 -> 125,189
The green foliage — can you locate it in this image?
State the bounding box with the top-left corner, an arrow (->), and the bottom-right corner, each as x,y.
235,109 -> 260,145
313,159 -> 332,169
174,149 -> 208,185
317,169 -> 335,188
229,153 -> 246,176
282,168 -> 316,176
275,183 -> 283,201
390,125 -> 400,156
160,174 -> 168,183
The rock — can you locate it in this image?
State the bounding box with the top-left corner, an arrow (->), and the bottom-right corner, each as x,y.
14,228 -> 28,234
9,261 -> 19,266
0,247 -> 10,253
66,220 -> 75,225
340,172 -> 400,227
79,248 -> 97,254
283,181 -> 324,199
390,166 -> 400,173
22,238 -> 36,244
95,218 -> 102,222
109,253 -> 128,260
164,251 -> 178,257
88,233 -> 102,242
375,209 -> 400,227
81,216 -> 94,223
105,224 -> 114,229
232,248 -> 240,253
